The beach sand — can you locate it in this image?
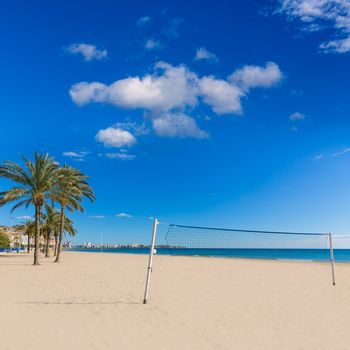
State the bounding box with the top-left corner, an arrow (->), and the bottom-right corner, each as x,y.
1,251 -> 350,350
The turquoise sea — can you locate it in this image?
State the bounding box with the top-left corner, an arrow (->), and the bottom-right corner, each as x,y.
68,247 -> 350,262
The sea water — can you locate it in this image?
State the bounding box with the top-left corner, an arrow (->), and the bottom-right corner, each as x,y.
68,247 -> 350,262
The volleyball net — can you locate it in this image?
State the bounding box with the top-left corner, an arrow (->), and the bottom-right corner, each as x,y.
143,220 -> 336,304
165,224 -> 332,258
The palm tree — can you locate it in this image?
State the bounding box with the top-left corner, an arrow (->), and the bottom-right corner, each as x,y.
20,219 -> 35,253
59,214 -> 77,244
53,165 -> 94,263
43,207 -> 77,257
0,152 -> 58,265
53,226 -> 59,256
42,205 -> 56,257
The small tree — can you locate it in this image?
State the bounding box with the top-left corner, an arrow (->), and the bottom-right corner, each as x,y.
0,231 -> 11,249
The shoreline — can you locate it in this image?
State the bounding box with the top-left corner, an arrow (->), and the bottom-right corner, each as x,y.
66,248 -> 350,264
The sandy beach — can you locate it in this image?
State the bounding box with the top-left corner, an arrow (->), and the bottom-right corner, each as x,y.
1,251 -> 350,350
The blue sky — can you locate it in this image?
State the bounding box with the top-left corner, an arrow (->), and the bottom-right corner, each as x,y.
1,0 -> 350,245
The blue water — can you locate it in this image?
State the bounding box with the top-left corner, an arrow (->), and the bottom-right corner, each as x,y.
68,247 -> 350,262
0,248 -> 25,253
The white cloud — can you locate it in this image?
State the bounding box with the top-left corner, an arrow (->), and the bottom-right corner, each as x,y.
145,39 -> 161,50
320,37 -> 350,53
332,148 -> 350,157
70,61 -> 282,115
63,151 -> 82,157
116,213 -> 133,218
277,0 -> 350,53
195,47 -> 219,62
69,82 -> 106,106
70,62 -> 198,112
70,61 -> 283,138
312,148 -> 350,161
137,16 -> 151,27
62,151 -> 89,161
278,0 -> 328,21
113,121 -> 150,136
65,43 -> 107,61
152,112 -> 209,139
16,215 -> 32,220
289,112 -> 305,120
104,151 -> 136,161
88,215 -> 106,219
229,62 -> 283,91
199,76 -> 243,114
96,127 -> 136,148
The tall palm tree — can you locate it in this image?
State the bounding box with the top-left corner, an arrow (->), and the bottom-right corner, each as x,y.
0,152 -> 58,265
53,165 -> 94,263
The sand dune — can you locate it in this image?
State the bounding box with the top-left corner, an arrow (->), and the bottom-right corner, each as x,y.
1,251 -> 350,350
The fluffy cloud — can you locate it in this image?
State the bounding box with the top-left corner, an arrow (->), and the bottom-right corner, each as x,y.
229,62 -> 283,91
199,76 -> 243,114
289,112 -> 305,120
65,43 -> 107,61
320,37 -> 350,53
95,127 -> 136,148
70,61 -> 283,139
69,82 -> 106,106
195,47 -> 219,62
152,112 -> 209,139
277,0 -> 350,53
70,62 -> 198,112
70,61 -> 282,115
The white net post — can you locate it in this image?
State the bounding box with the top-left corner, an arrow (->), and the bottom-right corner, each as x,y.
329,233 -> 336,286
143,218 -> 158,304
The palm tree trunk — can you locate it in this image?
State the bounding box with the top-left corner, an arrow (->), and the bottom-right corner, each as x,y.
45,228 -> 51,257
33,204 -> 41,265
54,233 -> 58,256
54,206 -> 65,263
27,234 -> 30,254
